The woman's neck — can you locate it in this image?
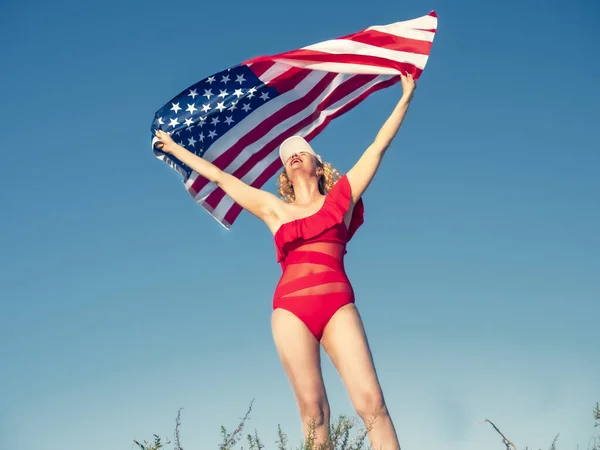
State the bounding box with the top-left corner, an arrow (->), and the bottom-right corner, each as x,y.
291,177 -> 322,206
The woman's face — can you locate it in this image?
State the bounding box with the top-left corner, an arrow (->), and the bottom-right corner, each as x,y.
285,152 -> 320,178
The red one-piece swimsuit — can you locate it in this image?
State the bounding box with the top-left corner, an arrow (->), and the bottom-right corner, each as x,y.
272,174 -> 365,341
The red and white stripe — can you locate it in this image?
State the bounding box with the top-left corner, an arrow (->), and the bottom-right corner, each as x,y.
187,11 -> 437,228
245,11 -> 437,76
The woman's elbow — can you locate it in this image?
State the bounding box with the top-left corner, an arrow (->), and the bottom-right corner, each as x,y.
366,141 -> 389,159
210,167 -> 225,185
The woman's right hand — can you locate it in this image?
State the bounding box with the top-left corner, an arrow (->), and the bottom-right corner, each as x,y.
154,129 -> 177,154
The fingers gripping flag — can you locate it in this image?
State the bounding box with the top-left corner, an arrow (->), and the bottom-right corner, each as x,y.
151,11 -> 438,229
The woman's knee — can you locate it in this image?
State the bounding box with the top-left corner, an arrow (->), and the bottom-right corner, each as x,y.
353,390 -> 387,423
298,395 -> 330,426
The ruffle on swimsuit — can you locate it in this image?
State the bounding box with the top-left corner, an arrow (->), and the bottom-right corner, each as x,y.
274,174 -> 364,264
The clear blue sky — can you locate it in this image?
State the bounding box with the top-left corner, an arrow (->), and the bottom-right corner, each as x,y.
1,1 -> 598,449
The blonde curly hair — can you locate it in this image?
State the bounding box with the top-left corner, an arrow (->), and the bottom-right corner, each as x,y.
277,159 -> 341,203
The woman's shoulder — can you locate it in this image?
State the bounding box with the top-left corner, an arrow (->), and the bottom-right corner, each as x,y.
269,194 -> 327,234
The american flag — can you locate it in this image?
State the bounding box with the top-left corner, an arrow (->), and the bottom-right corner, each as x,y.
151,11 -> 438,229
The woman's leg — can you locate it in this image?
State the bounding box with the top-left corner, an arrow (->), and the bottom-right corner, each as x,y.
321,304 -> 401,450
272,308 -> 331,448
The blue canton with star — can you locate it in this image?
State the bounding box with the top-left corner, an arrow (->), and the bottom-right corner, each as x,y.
151,65 -> 279,180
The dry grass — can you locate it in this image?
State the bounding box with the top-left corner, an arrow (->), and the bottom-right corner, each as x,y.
134,401 -> 600,450
479,402 -> 600,450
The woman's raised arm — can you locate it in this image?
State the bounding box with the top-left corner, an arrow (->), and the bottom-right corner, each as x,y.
346,73 -> 416,202
154,130 -> 281,224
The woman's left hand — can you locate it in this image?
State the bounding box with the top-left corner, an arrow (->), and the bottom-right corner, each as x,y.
400,72 -> 416,102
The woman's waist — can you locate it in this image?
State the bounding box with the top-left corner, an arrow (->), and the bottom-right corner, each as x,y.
280,250 -> 345,270
274,268 -> 352,298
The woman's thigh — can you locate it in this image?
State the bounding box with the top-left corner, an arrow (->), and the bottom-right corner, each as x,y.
271,308 -> 328,407
321,305 -> 384,411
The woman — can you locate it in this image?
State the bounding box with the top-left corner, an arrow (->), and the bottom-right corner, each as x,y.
154,73 -> 416,450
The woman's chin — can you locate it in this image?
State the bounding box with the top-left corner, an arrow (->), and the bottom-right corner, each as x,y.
289,164 -> 305,172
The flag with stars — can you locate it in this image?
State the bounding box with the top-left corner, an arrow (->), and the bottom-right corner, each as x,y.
151,11 -> 438,229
